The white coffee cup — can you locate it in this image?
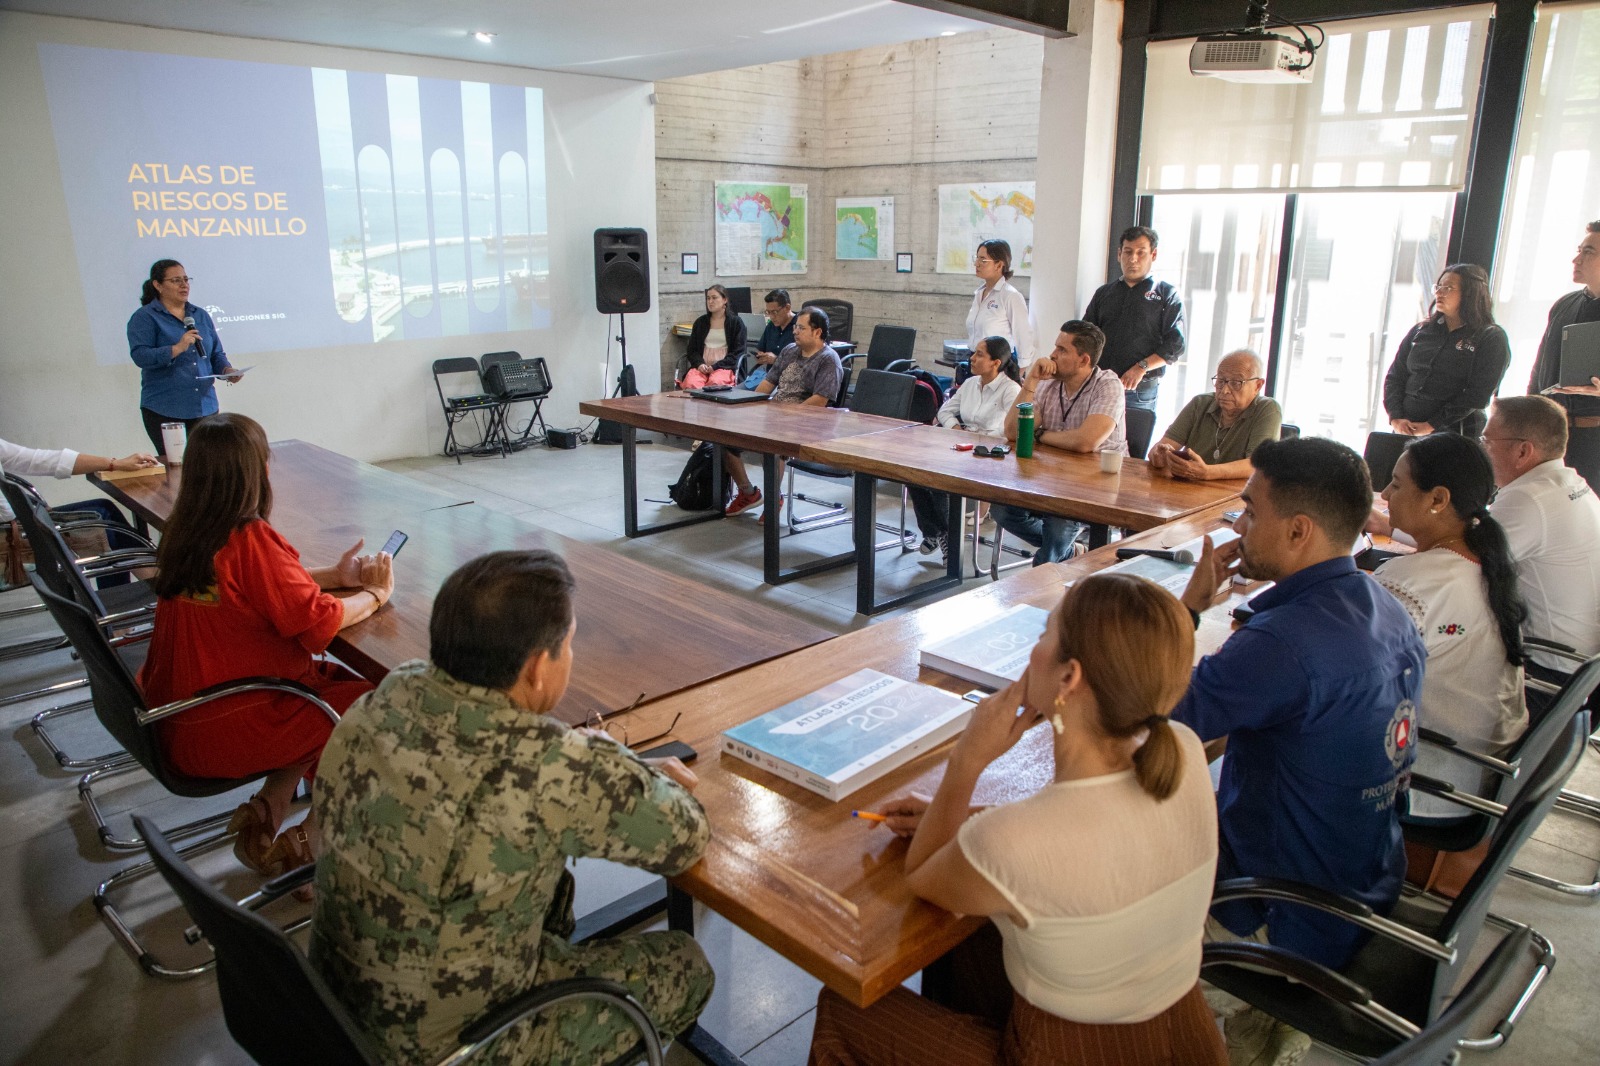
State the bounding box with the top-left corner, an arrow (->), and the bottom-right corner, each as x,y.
161,422 -> 187,464
1099,449 -> 1123,474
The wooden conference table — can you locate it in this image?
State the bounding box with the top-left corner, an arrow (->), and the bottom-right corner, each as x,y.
604,500 -> 1259,1008
802,423 -> 1244,614
582,392 -> 1242,615
91,439 -> 833,726
579,393 -> 915,585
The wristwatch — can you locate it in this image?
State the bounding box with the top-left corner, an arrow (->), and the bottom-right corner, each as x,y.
1137,358 -> 1151,371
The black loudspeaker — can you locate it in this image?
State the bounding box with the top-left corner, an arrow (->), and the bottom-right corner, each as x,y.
594,228 -> 651,314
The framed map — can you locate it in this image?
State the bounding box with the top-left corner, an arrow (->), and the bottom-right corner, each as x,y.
835,196 -> 894,260
715,182 -> 807,275
936,182 -> 1035,276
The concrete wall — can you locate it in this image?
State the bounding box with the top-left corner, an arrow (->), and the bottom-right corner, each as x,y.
0,12 -> 659,470
653,28 -> 1044,382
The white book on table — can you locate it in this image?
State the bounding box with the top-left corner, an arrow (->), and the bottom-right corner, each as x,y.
917,604 -> 1049,691
721,668 -> 972,801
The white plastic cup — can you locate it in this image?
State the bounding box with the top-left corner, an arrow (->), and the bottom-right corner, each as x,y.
161,422 -> 187,464
1099,449 -> 1123,474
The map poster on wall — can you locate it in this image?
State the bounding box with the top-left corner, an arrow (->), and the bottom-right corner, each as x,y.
936,182 -> 1036,277
835,196 -> 894,260
715,182 -> 807,275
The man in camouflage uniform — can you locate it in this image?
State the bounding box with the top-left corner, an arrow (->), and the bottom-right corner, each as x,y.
311,550 -> 712,1064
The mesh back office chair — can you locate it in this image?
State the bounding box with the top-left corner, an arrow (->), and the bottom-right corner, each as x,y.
1202,712 -> 1585,1058
479,351 -> 552,450
432,358 -> 505,463
135,814 -> 665,1066
801,298 -> 852,342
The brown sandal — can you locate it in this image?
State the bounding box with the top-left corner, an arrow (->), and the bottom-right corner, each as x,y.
261,823 -> 316,880
228,795 -> 279,874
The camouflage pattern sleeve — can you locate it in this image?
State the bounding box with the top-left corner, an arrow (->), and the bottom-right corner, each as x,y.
536,730 -> 710,875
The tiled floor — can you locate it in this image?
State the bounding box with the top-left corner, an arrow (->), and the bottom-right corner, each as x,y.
2,438 -> 1598,1064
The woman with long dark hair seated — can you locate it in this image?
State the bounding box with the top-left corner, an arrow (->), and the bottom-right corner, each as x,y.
908,335 -> 1024,561
681,284 -> 749,389
138,414 -> 395,874
1374,432 -> 1527,829
809,574 -> 1224,1066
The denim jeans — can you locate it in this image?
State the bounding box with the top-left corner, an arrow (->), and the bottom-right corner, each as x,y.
990,504 -> 1084,566
1124,375 -> 1160,414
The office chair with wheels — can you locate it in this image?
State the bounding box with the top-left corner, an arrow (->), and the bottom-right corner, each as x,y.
1200,712 -> 1585,1058
432,358 -> 505,463
135,815 -> 666,1066
801,298 -> 852,342
1125,407 -> 1157,460
841,326 -> 917,398
1364,431 -> 1411,492
785,369 -> 916,541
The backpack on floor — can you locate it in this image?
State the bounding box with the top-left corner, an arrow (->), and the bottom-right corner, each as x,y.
668,442 -> 733,511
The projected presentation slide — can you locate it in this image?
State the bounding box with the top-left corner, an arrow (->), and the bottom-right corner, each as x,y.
39,44 -> 550,366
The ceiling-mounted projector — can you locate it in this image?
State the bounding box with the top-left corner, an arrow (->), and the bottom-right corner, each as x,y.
1190,33 -> 1314,83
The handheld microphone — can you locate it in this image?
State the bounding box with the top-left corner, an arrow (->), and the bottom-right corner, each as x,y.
183,315 -> 205,359
1115,547 -> 1195,564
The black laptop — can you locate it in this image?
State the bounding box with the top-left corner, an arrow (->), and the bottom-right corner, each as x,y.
1559,321 -> 1600,387
688,386 -> 770,405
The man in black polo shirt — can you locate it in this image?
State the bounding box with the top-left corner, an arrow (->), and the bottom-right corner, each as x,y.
748,288 -> 797,388
1083,225 -> 1186,415
1532,220 -> 1600,493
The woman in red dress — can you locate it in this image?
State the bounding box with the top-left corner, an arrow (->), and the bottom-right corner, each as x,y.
139,413 -> 395,875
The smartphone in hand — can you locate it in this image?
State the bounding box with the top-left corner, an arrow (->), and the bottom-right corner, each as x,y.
381,530 -> 408,557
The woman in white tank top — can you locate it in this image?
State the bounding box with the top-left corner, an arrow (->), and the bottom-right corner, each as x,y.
808,574 -> 1224,1066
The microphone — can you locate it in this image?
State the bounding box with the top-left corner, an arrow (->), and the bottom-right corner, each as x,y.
183,315 -> 205,359
1115,547 -> 1195,564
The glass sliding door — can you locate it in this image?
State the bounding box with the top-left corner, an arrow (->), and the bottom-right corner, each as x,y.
1147,194 -> 1285,433
1274,192 -> 1456,450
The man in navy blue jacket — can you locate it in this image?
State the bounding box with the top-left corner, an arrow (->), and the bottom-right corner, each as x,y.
1173,436 -> 1425,1066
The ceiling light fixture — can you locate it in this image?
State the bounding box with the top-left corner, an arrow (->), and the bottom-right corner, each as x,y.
473,31 -> 497,44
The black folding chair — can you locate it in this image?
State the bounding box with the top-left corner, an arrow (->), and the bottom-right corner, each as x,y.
135,815 -> 665,1065
432,357 -> 506,462
1200,712 -> 1585,1057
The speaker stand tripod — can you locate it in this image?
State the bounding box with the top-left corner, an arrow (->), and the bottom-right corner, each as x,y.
595,313 -> 647,446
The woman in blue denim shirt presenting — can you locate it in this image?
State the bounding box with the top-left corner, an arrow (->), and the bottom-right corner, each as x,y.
126,259 -> 241,455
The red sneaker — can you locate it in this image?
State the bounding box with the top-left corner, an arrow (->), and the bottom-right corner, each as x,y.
725,487 -> 762,516
757,495 -> 787,525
